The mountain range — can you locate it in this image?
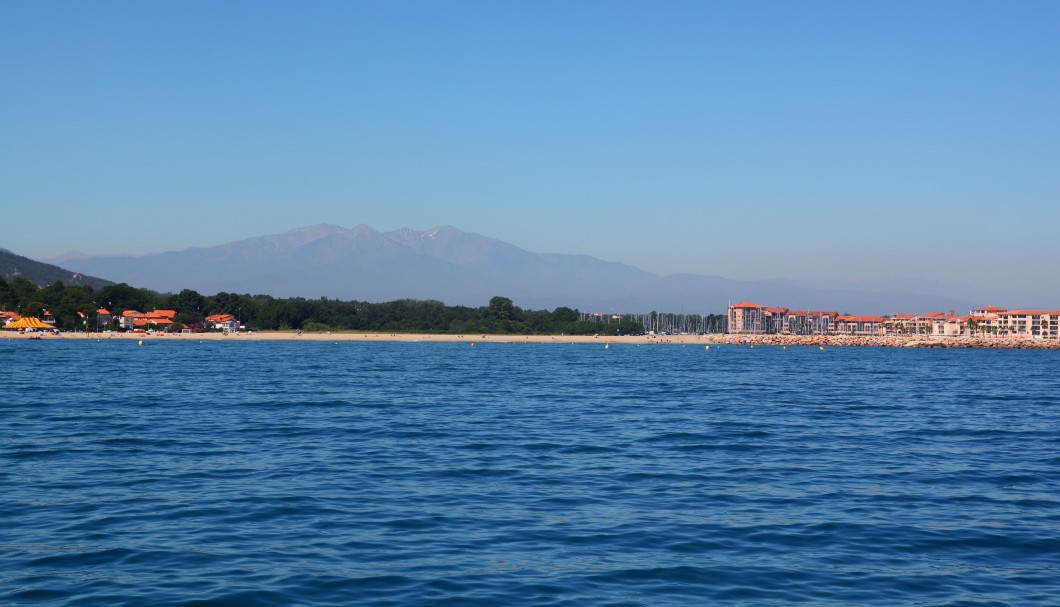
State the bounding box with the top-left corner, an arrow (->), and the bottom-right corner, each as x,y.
1,247 -> 114,290
52,224 -> 998,314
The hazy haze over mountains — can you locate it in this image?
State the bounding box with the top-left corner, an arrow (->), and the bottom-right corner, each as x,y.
55,225 -> 1001,315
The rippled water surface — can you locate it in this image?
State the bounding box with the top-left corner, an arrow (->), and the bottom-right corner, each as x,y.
3,340 -> 1059,606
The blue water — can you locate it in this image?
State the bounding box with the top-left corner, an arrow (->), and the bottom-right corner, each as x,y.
3,340 -> 1059,606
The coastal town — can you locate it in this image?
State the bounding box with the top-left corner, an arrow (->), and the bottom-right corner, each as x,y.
3,301 -> 1060,349
0,308 -> 241,334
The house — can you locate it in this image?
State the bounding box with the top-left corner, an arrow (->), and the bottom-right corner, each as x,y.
119,309 -> 176,330
119,310 -> 140,329
205,313 -> 240,331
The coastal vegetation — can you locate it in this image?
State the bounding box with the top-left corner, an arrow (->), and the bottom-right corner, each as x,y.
0,277 -> 696,335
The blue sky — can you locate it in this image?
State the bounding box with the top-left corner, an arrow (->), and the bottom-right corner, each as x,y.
3,2 -> 1058,302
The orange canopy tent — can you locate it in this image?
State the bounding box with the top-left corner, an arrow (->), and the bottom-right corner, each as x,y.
3,316 -> 54,330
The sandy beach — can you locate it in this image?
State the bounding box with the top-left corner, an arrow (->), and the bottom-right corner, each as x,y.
6,330 -> 1060,349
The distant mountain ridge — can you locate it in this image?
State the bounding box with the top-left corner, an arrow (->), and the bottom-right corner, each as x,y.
57,224 -> 994,314
1,248 -> 114,289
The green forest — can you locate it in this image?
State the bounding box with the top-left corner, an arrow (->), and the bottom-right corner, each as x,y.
0,276 -> 726,336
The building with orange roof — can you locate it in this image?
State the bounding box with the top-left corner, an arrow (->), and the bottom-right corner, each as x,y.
727,302 -> 788,333
727,301 -> 1060,339
784,311 -> 838,335
834,315 -> 889,336
205,313 -> 240,331
119,309 -> 176,330
995,310 -> 1060,338
887,312 -> 947,336
972,306 -> 1007,315
119,310 -> 140,329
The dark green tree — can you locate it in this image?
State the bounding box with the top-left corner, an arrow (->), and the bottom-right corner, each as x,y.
551,306 -> 579,324
486,296 -> 518,321
97,283 -> 153,313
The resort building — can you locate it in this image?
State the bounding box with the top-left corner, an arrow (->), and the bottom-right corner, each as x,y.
119,309 -> 177,329
784,311 -> 838,335
834,315 -> 888,336
886,312 -> 950,336
727,302 -> 1060,339
728,302 -> 789,334
997,310 -> 1060,338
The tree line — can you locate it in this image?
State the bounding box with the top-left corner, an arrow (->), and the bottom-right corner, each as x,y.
0,277 -> 690,335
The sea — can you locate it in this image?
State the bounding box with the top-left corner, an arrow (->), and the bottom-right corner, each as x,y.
2,339 -> 1059,606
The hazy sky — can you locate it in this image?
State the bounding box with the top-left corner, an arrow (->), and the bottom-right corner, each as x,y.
3,2 -> 1058,300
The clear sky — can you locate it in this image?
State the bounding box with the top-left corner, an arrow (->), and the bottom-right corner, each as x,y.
3,2 -> 1058,302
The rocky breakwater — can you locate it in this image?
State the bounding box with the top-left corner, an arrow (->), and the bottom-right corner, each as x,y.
900,337 -> 1060,349
702,334 -> 1060,350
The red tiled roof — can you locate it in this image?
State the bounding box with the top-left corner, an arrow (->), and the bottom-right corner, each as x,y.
97,308 -> 110,315
142,310 -> 174,320
122,309 -> 175,321
1003,310 -> 1060,316
135,318 -> 176,326
730,302 -> 766,309
976,306 -> 1006,312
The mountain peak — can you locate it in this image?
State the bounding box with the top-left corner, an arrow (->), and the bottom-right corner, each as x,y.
348,224 -> 380,236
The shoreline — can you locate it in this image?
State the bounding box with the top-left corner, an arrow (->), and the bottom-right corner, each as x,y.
4,331 -> 1060,349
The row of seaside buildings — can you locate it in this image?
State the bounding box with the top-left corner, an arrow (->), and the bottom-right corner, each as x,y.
1,308 -> 242,332
727,302 -> 1060,339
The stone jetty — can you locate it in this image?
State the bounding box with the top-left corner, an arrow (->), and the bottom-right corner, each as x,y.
697,334 -> 1060,350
